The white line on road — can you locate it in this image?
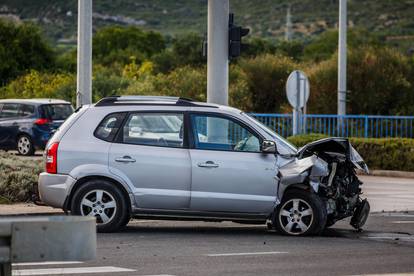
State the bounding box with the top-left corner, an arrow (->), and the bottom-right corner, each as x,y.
391,221 -> 414,224
13,261 -> 83,266
206,251 -> 288,257
12,266 -> 135,275
351,273 -> 414,276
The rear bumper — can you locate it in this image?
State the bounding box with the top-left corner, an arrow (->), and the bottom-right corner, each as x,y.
38,172 -> 76,209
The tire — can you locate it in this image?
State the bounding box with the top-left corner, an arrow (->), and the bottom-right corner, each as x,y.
71,179 -> 129,233
273,189 -> 327,236
17,135 -> 34,156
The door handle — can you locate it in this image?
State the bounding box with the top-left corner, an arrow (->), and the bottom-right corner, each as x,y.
197,161 -> 219,168
115,156 -> 136,163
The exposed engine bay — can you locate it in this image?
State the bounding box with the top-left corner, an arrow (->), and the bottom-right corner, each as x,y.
279,138 -> 370,230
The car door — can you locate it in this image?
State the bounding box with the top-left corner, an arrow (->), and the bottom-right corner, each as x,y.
108,111 -> 192,210
0,103 -> 21,148
189,113 -> 278,214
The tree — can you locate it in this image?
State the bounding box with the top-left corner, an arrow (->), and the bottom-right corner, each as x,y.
92,26 -> 166,66
306,46 -> 413,115
0,20 -> 55,85
1,70 -> 75,103
303,28 -> 381,62
239,54 -> 297,113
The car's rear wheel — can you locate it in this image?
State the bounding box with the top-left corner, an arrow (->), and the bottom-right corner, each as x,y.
274,189 -> 327,236
17,135 -> 34,156
71,180 -> 129,233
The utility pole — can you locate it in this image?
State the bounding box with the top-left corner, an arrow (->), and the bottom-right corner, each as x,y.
76,0 -> 92,108
207,0 -> 229,105
337,0 -> 347,118
285,5 -> 293,41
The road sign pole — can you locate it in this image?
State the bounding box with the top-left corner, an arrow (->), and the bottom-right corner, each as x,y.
286,70 -> 310,136
295,71 -> 301,135
207,0 -> 229,105
76,0 -> 93,109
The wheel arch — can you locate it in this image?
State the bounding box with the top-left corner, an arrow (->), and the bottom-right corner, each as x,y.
64,175 -> 132,214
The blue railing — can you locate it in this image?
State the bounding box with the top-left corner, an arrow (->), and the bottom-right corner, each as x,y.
252,114 -> 414,138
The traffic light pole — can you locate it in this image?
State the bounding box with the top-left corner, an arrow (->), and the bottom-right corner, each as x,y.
207,0 -> 229,105
338,0 -> 347,123
76,0 -> 93,108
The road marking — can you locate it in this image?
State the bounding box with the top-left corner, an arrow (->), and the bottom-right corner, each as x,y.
391,221 -> 414,224
12,266 -> 135,275
13,261 -> 83,266
372,213 -> 414,218
206,251 -> 288,257
351,273 -> 414,276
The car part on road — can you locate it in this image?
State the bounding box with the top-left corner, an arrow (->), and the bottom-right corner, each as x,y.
350,199 -> 370,230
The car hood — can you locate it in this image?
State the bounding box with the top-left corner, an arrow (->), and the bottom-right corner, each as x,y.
296,137 -> 369,174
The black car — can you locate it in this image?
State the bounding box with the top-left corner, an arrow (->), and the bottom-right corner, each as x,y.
0,99 -> 74,155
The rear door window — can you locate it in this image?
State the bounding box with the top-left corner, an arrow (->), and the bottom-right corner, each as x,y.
40,104 -> 73,120
0,103 -> 20,118
121,113 -> 184,148
95,113 -> 127,142
19,104 -> 35,117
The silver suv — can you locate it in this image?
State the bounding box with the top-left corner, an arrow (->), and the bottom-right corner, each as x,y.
38,96 -> 370,236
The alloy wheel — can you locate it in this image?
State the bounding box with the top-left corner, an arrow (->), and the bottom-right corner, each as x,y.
17,136 -> 31,155
278,198 -> 314,235
80,189 -> 117,225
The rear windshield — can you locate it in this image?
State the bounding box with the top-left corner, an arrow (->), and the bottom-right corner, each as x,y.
40,104 -> 73,120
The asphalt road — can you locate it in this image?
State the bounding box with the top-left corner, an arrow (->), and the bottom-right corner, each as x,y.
10,175 -> 414,276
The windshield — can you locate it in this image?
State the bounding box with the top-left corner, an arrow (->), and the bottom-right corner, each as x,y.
242,113 -> 297,155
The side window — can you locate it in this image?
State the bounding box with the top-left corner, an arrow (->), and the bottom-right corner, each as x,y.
121,113 -> 184,148
95,113 -> 126,142
191,114 -> 261,152
0,103 -> 20,118
19,104 -> 35,117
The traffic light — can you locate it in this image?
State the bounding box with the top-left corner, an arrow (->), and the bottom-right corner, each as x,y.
228,13 -> 249,59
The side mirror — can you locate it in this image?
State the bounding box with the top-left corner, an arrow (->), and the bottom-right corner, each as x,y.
261,140 -> 277,154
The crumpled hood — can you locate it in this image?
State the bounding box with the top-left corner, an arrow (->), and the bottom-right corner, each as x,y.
296,137 -> 369,174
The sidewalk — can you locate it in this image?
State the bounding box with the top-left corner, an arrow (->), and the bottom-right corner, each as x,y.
0,203 -> 63,216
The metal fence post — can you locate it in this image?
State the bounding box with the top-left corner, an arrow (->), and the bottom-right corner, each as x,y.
364,116 -> 369,138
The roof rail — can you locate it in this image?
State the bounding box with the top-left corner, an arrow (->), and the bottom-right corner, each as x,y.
95,95 -> 217,108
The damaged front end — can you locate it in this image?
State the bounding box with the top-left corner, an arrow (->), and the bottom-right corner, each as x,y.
279,138 -> 370,230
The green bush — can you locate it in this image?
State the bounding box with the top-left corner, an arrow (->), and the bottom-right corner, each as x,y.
0,151 -> 43,203
287,135 -> 414,171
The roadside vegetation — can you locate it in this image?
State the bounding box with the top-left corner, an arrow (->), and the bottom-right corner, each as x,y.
0,151 -> 43,204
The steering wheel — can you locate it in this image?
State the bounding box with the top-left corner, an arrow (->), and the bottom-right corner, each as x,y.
234,136 -> 250,151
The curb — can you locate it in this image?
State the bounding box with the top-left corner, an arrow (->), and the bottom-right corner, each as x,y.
0,212 -> 64,217
367,170 -> 414,179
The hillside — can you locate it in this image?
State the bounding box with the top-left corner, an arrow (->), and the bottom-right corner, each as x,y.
0,0 -> 414,49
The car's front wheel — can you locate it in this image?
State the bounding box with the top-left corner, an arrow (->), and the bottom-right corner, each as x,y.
71,180 -> 129,233
273,189 -> 327,236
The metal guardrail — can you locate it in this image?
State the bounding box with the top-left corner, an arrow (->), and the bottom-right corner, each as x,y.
252,114 -> 414,138
0,216 -> 96,276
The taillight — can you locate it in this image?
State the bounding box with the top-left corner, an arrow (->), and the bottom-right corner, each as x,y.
35,118 -> 51,125
46,142 -> 59,174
